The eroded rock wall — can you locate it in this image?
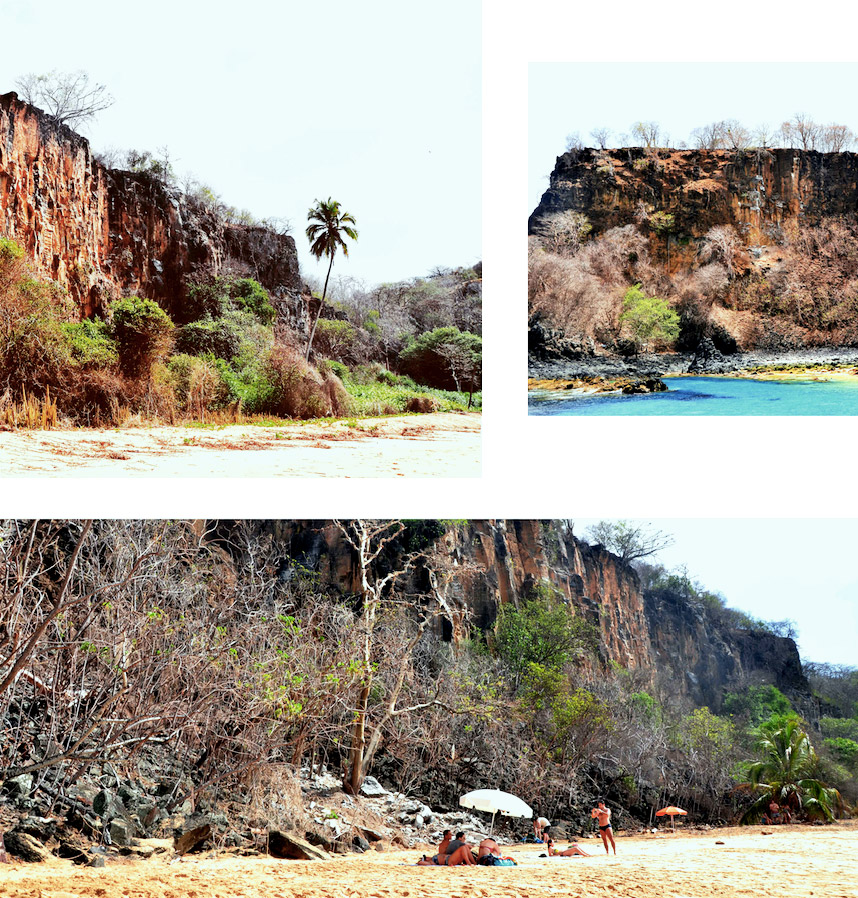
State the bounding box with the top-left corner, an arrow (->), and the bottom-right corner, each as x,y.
529,146 -> 858,253
0,91 -> 302,323
236,520 -> 807,709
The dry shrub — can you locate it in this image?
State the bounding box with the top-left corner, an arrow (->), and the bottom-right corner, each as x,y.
264,345 -> 352,419
0,386 -> 58,429
405,395 -> 438,414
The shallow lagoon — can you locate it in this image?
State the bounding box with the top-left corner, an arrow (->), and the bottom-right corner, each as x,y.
528,375 -> 858,416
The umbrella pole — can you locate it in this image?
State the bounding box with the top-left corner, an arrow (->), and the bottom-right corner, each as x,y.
490,810 -> 496,836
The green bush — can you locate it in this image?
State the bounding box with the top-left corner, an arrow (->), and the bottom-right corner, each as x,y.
175,315 -> 242,360
619,283 -> 680,352
0,236 -> 25,264
63,319 -> 118,367
184,276 -> 275,325
231,278 -> 276,324
722,685 -> 793,725
319,359 -> 349,380
313,318 -> 359,361
398,326 -> 481,391
110,296 -> 175,377
824,737 -> 858,770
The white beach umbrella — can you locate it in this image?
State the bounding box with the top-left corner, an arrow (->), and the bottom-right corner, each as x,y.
459,789 -> 533,835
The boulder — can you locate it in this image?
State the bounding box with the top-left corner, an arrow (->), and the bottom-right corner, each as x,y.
108,818 -> 134,847
5,831 -> 52,862
174,823 -> 211,855
360,776 -> 388,797
266,831 -> 330,861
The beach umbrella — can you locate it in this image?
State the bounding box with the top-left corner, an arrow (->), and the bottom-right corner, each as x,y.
655,805 -> 688,832
459,789 -> 533,835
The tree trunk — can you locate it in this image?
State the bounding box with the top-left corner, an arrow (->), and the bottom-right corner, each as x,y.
305,253 -> 336,362
345,682 -> 371,795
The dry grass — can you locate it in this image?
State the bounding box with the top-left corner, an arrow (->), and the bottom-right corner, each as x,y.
0,386 -> 58,429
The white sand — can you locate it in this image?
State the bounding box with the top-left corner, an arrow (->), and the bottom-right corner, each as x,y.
0,413 -> 481,477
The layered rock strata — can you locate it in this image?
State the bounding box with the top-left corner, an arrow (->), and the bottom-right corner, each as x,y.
0,91 -> 302,325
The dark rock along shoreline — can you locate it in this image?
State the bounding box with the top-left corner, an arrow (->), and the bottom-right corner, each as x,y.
528,346 -> 858,383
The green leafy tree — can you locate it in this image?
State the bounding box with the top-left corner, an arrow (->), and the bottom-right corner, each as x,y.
740,718 -> 840,823
305,198 -> 358,361
495,585 -> 597,690
110,296 -> 174,377
398,326 -> 481,394
619,283 -> 680,352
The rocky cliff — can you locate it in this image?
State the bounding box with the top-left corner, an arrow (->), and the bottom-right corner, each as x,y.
0,92 -> 303,326
529,146 -> 858,254
236,520 -> 809,712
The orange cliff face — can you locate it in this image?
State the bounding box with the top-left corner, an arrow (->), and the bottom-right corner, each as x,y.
0,91 -> 302,323
529,146 -> 858,266
231,520 -> 808,711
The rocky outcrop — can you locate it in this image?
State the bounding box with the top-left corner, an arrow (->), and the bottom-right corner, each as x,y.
529,146 -> 858,254
229,520 -> 808,710
0,92 -> 302,324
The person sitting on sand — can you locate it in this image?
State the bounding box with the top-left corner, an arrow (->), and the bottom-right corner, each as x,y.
534,816 -> 550,842
477,837 -> 502,864
443,832 -> 477,866
417,829 -> 453,865
591,801 -> 616,855
545,837 -> 591,857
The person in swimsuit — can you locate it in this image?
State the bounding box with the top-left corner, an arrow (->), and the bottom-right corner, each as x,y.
591,801 -> 616,854
478,837 -> 501,860
443,832 -> 477,866
546,837 -> 591,857
417,829 -> 452,865
534,816 -> 550,842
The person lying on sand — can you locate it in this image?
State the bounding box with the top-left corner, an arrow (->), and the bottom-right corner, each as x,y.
545,837 -> 590,857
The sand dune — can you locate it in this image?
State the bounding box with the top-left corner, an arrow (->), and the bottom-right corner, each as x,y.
1,823 -> 856,898
0,413 -> 481,477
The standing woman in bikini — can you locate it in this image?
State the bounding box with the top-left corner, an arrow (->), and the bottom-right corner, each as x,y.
591,801 -> 616,855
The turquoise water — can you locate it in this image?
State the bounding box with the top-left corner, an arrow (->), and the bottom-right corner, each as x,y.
528,376 -> 858,416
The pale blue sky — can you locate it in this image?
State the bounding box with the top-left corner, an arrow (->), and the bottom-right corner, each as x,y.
529,62 -> 858,214
575,518 -> 857,668
1,0 -> 481,287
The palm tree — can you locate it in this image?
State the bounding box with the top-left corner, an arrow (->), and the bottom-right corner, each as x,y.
304,198 -> 358,361
739,718 -> 840,823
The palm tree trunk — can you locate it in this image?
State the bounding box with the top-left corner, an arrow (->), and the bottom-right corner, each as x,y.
305,253 -> 335,362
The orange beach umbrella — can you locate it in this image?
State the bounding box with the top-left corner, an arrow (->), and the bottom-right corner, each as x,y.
655,805 -> 688,831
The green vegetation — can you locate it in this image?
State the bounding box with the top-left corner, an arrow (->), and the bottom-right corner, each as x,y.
619,283 -> 680,352
740,718 -> 840,823
305,197 -> 358,361
399,326 -> 482,393
110,295 -> 174,377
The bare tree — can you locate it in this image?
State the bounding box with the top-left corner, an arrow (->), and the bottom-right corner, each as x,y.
791,113 -> 820,151
536,210 -> 593,257
565,131 -> 584,153
631,121 -> 661,149
14,70 -> 114,131
332,520 -> 466,794
822,123 -> 855,153
723,119 -> 754,151
690,121 -> 727,150
584,520 -> 675,564
591,127 -> 611,150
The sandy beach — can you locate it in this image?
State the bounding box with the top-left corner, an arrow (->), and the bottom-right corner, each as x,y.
1,824 -> 855,898
0,413 -> 481,477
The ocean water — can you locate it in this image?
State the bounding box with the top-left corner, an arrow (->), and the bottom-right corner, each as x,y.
528,376 -> 858,416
